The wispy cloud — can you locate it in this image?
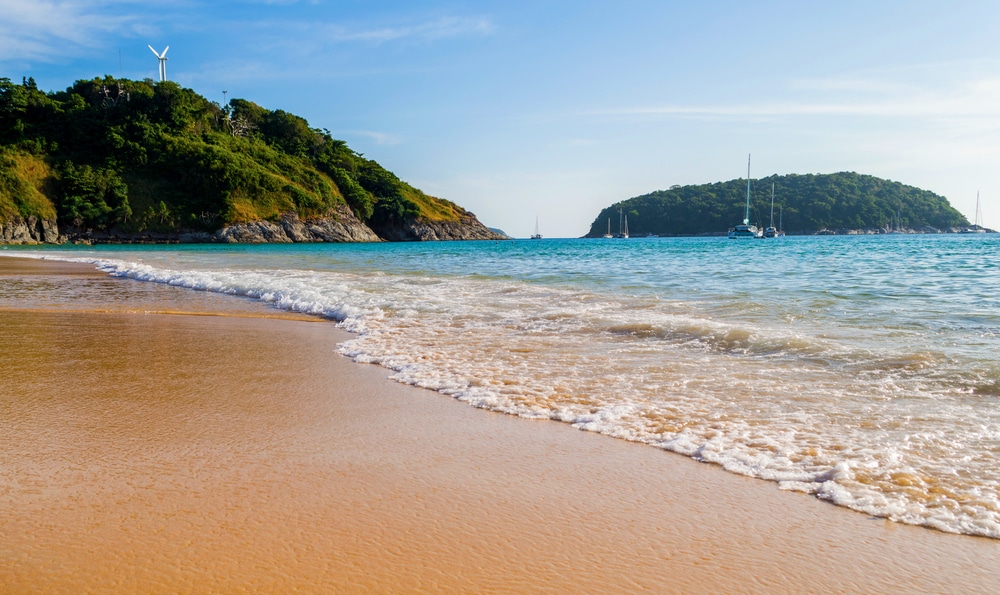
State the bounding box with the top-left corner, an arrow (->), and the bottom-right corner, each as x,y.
584,75 -> 1000,121
0,0 -> 150,61
344,130 -> 402,145
246,0 -> 319,4
321,15 -> 494,44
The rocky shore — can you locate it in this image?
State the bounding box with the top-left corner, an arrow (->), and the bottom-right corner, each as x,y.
0,205 -> 507,245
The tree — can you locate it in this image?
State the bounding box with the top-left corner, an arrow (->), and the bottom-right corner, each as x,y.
57,161 -> 129,229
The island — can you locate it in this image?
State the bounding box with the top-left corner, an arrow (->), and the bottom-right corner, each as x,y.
585,172 -> 985,237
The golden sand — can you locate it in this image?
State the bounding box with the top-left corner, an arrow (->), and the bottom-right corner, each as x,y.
2,256 -> 998,593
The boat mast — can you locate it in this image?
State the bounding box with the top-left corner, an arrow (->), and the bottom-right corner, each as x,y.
769,182 -> 775,228
744,154 -> 751,225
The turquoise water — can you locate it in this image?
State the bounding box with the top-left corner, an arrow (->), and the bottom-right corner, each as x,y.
10,234 -> 1000,537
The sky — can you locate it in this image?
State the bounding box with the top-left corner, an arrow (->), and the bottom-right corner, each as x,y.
3,0 -> 1000,237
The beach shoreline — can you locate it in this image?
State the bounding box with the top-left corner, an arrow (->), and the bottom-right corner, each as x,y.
2,255 -> 998,593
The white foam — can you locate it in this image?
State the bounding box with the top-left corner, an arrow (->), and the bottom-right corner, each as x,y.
14,249 -> 1000,539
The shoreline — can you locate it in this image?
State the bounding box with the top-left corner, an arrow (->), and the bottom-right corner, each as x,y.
2,255 -> 999,593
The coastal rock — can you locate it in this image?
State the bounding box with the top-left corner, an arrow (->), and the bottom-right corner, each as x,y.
287,206 -> 382,242
215,219 -> 294,244
0,216 -> 60,244
2,206 -> 503,245
374,212 -> 508,241
215,206 -> 381,243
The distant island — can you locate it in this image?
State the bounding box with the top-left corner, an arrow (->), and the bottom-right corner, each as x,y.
0,76 -> 503,244
585,172 -> 987,237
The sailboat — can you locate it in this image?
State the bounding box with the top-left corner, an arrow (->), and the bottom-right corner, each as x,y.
530,216 -> 542,239
886,209 -> 902,234
616,208 -> 630,238
763,182 -> 784,237
962,192 -> 986,233
603,217 -> 613,238
728,154 -> 763,239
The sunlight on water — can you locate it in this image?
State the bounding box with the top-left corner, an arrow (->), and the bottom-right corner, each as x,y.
11,233 -> 1000,537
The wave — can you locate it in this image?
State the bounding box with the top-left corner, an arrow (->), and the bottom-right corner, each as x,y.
14,250 -> 1000,540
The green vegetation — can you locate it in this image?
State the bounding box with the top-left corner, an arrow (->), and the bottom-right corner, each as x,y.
0,76 -> 463,236
0,151 -> 57,221
587,172 -> 970,236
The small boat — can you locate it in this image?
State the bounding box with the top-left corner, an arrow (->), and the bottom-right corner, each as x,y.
728,154 -> 763,239
530,217 -> 542,239
763,182 -> 784,237
961,192 -> 986,233
603,217 -> 613,238
886,209 -> 902,234
615,208 -> 630,238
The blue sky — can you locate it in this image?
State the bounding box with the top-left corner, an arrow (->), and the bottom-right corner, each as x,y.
3,0 -> 1000,237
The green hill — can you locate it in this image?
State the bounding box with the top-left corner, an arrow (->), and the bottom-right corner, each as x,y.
0,76 -> 490,242
586,172 -> 970,237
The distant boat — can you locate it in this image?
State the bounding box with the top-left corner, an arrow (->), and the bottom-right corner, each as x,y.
728,154 -> 763,239
763,182 -> 784,238
531,217 -> 542,239
961,192 -> 986,233
616,208 -> 630,238
886,209 -> 902,234
603,217 -> 613,238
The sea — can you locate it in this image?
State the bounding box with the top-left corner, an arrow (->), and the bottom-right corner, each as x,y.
7,233 -> 1000,539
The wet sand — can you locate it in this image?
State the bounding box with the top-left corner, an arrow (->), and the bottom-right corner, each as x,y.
2,255 -> 998,593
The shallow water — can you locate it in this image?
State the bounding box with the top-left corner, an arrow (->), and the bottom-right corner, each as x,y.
9,233 -> 1000,538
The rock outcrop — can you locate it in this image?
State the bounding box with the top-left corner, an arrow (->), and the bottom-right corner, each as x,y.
373,212 -> 508,241
214,206 -> 381,243
1,205 -> 507,245
0,216 -> 60,244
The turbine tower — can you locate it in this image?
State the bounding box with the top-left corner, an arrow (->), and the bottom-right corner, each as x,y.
148,45 -> 169,82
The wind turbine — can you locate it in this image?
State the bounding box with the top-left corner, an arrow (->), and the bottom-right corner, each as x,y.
148,45 -> 169,82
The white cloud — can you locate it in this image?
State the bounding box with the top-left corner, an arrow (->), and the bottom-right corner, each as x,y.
344,130 -> 402,145
583,75 -> 1000,121
322,15 -> 494,44
0,0 -> 148,61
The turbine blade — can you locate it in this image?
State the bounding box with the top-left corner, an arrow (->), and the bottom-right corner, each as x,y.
162,46 -> 169,56
148,44 -> 158,56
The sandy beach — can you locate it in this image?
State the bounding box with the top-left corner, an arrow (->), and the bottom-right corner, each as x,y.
2,255 -> 998,593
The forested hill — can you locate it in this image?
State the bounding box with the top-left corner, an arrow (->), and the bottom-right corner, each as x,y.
0,76 -> 502,243
585,172 -> 971,237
